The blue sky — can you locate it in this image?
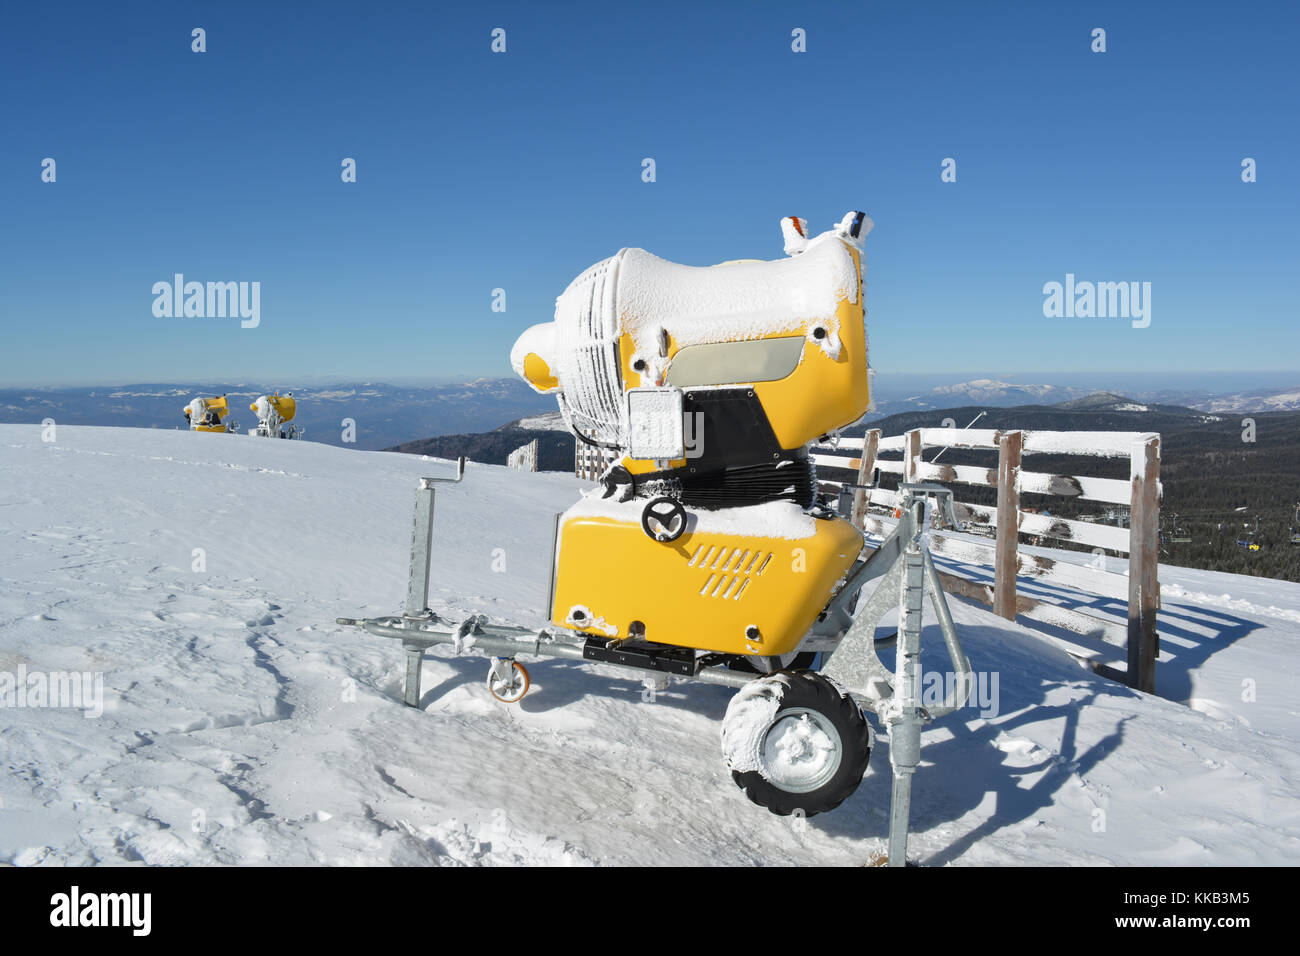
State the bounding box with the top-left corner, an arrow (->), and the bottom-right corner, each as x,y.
1,0 -> 1296,387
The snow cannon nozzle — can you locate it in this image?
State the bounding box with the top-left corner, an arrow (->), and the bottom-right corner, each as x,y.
835,210 -> 873,247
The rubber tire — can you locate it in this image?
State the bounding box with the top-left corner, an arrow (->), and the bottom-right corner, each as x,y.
728,670 -> 872,817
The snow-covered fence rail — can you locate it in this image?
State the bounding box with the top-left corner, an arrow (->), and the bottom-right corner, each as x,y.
507,439 -> 539,472
814,427 -> 1161,692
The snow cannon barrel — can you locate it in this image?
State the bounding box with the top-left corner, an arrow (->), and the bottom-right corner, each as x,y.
251,393 -> 296,423
185,395 -> 231,432
509,211 -> 873,468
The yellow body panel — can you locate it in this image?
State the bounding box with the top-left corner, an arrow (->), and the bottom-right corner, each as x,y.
551,510 -> 863,656
209,397 -> 228,415
754,291 -> 868,449
266,394 -> 296,422
193,423 -> 229,433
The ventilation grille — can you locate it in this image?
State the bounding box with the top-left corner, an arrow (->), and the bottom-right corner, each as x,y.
554,254 -> 625,447
688,542 -> 772,600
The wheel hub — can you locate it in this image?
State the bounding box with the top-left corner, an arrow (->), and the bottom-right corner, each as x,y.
760,707 -> 843,793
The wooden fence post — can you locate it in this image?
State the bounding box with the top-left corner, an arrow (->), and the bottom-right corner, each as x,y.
904,429 -> 922,483
851,429 -> 880,530
994,430 -> 1023,620
576,445 -> 612,481
1127,435 -> 1160,693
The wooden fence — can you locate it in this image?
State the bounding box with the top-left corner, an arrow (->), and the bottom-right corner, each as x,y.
575,443 -> 617,481
813,427 -> 1161,692
507,439 -> 539,472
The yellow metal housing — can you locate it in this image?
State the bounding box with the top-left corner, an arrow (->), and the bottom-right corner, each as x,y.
251,393 -> 297,422
612,244 -> 869,475
521,352 -> 559,392
185,396 -> 231,432
551,502 -> 863,657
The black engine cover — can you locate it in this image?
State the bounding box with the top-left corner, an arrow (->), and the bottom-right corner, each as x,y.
631,388 -> 816,509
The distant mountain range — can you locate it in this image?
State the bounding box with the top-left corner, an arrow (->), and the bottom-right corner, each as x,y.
1187,386 -> 1300,414
868,379 -> 1092,416
2,378 -> 1296,450
844,392 -> 1236,440
0,380 -> 554,451
865,379 -> 1300,419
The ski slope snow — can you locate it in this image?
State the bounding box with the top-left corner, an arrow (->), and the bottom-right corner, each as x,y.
1,425 -> 1297,866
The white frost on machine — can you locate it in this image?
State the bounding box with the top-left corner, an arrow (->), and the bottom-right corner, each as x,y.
250,392 -> 303,439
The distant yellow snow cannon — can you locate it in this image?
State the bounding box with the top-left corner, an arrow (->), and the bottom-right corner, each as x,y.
183,395 -> 238,434
339,212 -> 974,864
250,392 -> 301,439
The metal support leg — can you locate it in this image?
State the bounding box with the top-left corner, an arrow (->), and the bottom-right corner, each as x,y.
820,485 -> 972,867
887,544 -> 926,866
405,480 -> 437,619
837,485 -> 854,518
403,643 -> 425,707
396,462 -> 465,706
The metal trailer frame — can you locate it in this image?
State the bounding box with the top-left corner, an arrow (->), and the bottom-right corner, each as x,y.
337,463 -> 972,866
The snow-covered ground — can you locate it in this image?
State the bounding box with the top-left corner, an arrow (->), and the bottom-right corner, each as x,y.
1,425 -> 1297,866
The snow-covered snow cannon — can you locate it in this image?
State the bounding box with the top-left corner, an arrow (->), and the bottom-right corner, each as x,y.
250,392 -> 301,439
512,212 -> 873,660
338,212 -> 973,865
183,395 -> 238,434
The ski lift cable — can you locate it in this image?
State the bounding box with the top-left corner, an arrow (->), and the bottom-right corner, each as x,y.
931,410 -> 988,464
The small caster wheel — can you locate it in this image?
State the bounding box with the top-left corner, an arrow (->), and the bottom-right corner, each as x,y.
487,658 -> 530,703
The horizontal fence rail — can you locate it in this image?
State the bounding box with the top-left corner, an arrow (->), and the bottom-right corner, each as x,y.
823,427 -> 1159,459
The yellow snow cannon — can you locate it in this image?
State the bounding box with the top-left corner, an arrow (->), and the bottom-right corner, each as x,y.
183,395 -> 238,434
343,210 -> 977,840
512,211 -> 873,658
250,392 -> 301,438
